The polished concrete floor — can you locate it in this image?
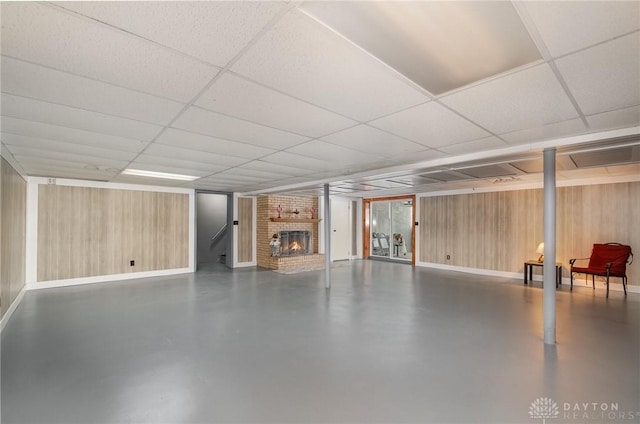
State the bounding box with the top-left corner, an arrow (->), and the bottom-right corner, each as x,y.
2,261 -> 639,423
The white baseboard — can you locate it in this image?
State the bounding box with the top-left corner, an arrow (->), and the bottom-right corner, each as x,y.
26,268 -> 192,291
1,288 -> 26,333
416,261 -> 640,294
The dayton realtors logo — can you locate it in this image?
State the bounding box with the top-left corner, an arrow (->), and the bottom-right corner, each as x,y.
529,397 -> 560,423
530,397 -> 639,422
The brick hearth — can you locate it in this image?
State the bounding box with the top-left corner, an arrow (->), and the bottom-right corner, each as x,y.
256,195 -> 324,270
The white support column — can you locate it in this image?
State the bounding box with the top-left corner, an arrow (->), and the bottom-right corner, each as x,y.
543,148 -> 557,345
324,184 -> 331,289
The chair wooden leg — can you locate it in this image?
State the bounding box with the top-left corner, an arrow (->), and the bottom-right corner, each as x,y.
623,277 -> 627,296
592,275 -> 595,289
606,273 -> 610,298
570,272 -> 573,291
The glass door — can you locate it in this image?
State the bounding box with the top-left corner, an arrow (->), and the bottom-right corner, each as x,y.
371,202 -> 391,258
370,199 -> 413,262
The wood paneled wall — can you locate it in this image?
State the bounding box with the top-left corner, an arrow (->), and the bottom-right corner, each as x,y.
420,182 -> 640,286
1,158 -> 27,318
237,197 -> 254,263
37,185 -> 189,282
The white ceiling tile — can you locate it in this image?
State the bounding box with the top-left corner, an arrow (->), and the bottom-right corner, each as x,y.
1,94 -> 162,141
172,107 -> 309,150
25,167 -> 118,181
205,173 -> 267,184
110,174 -> 187,187
301,1 -> 541,96
196,73 -> 356,137
387,149 -> 449,165
1,57 -> 184,125
440,64 -> 579,134
555,33 -> 640,116
54,2 -> 287,67
218,167 -> 292,180
15,155 -> 121,172
1,2 -> 217,102
8,146 -> 128,169
320,125 -> 425,158
587,106 -> 640,132
123,162 -> 211,178
286,140 -> 383,165
142,143 -> 249,167
500,119 -> 587,145
1,133 -> 137,162
231,10 -> 429,121
1,116 -> 147,153
260,151 -> 338,172
156,128 -> 275,160
523,1 -> 640,57
438,136 -> 507,155
236,160 -> 313,177
133,154 -> 229,174
369,102 -> 489,147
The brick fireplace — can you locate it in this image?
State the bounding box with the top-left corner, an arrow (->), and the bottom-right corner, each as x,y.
257,195 -> 325,271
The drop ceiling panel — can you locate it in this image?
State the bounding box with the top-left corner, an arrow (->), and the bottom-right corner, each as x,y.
1,57 -> 185,125
387,149 -> 449,165
25,167 -> 117,181
15,155 -> 121,172
387,175 -> 441,185
259,151 -> 339,172
2,117 -> 147,153
301,1 -> 541,95
1,2 -> 218,102
286,140 -> 384,165
1,133 -> 137,162
320,124 -> 425,158
236,161 -> 312,177
231,10 -> 429,122
440,64 -> 579,134
500,118 -> 587,145
133,155 -> 229,174
142,144 -> 249,167
420,171 -> 474,182
123,162 -> 211,178
8,146 -> 129,170
155,128 -> 275,160
438,136 -> 507,155
369,102 -> 490,148
111,174 -> 187,187
54,2 -> 287,67
454,164 -> 517,179
355,179 -> 412,189
587,106 -> 640,132
196,73 -> 356,137
571,147 -> 636,168
555,33 -> 640,116
523,1 -> 640,57
1,94 -> 162,141
172,107 -> 309,149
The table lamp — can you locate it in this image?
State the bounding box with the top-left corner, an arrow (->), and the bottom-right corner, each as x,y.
536,242 -> 544,263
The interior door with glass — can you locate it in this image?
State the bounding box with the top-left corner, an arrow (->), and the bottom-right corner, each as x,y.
370,202 -> 391,258
370,199 -> 412,262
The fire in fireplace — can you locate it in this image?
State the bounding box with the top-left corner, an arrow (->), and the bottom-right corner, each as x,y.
279,231 -> 312,256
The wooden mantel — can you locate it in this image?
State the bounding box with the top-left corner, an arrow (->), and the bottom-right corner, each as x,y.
269,217 -> 321,223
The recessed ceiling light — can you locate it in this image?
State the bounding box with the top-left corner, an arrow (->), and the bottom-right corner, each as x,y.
121,169 -> 200,181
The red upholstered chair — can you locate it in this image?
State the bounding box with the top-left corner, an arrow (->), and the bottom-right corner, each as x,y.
570,243 -> 633,298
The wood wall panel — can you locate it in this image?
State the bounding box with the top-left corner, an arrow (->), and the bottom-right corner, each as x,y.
420,182 -> 640,286
1,158 -> 27,318
37,185 -> 188,282
237,197 -> 254,263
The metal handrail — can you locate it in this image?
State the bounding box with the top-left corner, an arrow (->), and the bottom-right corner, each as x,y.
209,224 -> 227,250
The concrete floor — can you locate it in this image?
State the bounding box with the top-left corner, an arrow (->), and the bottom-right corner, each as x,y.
2,261 -> 639,423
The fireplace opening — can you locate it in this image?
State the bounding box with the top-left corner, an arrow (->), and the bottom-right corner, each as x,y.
279,230 -> 312,256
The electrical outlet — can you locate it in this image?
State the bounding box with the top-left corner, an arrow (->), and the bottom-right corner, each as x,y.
130,260 -> 135,266
446,255 -> 451,260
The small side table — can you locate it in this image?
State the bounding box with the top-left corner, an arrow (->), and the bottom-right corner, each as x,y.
524,260 -> 562,288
